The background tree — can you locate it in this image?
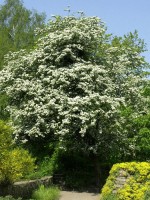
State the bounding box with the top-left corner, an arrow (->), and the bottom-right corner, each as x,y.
120,81 -> 150,162
0,15 -> 149,185
0,0 -> 46,68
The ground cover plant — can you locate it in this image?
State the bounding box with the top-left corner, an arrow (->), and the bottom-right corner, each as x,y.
101,162 -> 150,200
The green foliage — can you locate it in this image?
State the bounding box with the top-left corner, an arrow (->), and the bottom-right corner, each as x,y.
26,147 -> 60,179
136,127 -> 150,159
142,82 -> 150,98
0,120 -> 36,185
133,83 -> 150,161
32,185 -> 60,200
101,162 -> 150,200
0,0 -> 46,68
0,94 -> 9,120
118,103 -> 150,162
111,30 -> 146,54
0,120 -> 12,151
119,83 -> 150,162
0,196 -> 22,200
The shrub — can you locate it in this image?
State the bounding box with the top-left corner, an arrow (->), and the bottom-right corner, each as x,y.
32,185 -> 60,200
0,148 -> 36,185
101,162 -> 150,200
26,146 -> 60,180
0,120 -> 36,185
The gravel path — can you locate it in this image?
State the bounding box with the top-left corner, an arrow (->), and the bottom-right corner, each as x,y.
60,191 -> 100,200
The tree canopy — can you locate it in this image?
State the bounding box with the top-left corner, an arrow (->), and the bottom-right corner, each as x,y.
0,15 -> 149,163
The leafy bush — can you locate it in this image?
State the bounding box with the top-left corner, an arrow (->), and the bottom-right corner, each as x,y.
1,148 -> 36,184
26,147 -> 60,180
0,120 -> 36,185
32,185 -> 60,200
101,162 -> 150,200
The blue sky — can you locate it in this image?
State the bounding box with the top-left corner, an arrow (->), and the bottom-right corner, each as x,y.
0,0 -> 150,63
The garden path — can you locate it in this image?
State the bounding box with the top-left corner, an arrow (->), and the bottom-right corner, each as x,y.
60,191 -> 100,200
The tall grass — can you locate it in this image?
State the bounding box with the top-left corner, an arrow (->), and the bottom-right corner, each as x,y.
32,185 -> 60,200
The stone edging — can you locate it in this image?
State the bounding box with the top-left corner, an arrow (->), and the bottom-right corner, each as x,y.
0,176 -> 52,199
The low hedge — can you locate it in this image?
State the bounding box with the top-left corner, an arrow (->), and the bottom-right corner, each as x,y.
101,162 -> 150,200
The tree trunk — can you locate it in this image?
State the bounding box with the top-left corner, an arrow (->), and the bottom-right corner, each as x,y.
92,154 -> 102,187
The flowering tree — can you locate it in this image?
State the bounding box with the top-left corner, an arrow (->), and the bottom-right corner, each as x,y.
0,16 -> 148,163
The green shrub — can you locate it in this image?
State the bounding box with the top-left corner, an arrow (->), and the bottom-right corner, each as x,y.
26,147 -> 60,180
26,157 -> 54,180
32,185 -> 60,200
101,162 -> 150,200
0,120 -> 36,185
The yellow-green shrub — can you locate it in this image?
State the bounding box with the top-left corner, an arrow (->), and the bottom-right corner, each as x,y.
0,148 -> 36,185
0,120 -> 36,185
101,162 -> 150,200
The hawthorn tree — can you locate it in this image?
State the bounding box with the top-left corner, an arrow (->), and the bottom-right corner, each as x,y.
0,16 -> 149,169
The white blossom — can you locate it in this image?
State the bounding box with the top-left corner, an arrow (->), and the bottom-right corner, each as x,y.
0,16 -> 147,154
